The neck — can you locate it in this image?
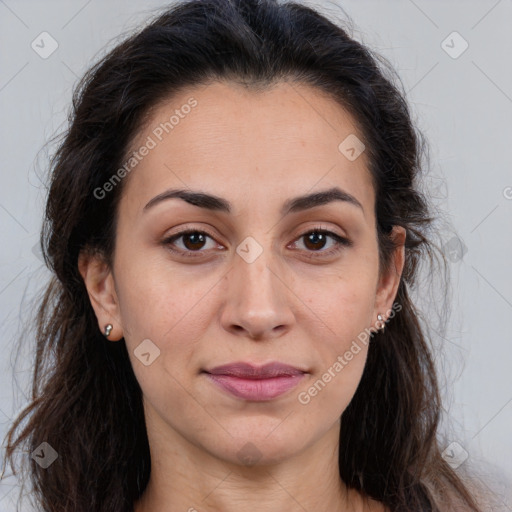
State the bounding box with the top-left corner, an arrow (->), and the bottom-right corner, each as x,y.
133,419 -> 364,512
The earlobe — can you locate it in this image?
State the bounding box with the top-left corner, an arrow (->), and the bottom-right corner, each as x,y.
77,250 -> 124,341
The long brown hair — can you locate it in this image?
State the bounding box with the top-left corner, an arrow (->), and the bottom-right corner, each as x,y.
2,0 -> 485,510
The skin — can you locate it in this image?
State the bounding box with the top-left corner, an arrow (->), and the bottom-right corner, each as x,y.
79,80 -> 405,512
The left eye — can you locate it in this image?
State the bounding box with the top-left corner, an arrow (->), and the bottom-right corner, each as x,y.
290,229 -> 352,256
162,228 -> 351,258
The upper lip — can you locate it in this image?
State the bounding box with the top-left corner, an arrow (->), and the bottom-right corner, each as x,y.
204,362 -> 306,379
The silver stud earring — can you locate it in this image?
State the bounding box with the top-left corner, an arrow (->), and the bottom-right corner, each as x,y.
377,314 -> 385,331
103,324 -> 113,338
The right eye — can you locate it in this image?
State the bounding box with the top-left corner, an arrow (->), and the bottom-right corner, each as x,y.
161,228 -> 223,258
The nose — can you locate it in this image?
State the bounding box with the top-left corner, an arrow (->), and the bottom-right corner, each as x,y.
219,239 -> 295,341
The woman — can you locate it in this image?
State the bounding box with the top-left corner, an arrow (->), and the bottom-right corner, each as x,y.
1,0 -> 489,510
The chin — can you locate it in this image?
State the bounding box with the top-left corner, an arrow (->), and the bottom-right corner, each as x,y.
210,424 -> 313,467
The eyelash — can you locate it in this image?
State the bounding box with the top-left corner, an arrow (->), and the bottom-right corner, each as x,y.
161,226 -> 352,259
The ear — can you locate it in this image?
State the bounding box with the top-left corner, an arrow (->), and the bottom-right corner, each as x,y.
373,225 -> 406,323
78,249 -> 124,341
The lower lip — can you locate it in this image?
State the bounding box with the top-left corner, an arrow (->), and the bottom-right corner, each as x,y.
204,373 -> 305,401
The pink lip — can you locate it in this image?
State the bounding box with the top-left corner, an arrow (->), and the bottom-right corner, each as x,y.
203,362 -> 306,401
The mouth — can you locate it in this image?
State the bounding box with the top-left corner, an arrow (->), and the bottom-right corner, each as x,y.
202,361 -> 307,401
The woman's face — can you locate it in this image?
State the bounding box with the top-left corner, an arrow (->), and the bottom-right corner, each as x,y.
80,80 -> 404,466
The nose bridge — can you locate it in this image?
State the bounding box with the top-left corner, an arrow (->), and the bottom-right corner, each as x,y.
235,234 -> 280,305
222,233 -> 293,337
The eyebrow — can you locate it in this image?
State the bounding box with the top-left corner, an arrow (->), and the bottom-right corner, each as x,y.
143,186 -> 364,216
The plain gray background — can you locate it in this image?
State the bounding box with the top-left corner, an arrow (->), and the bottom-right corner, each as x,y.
1,0 -> 511,510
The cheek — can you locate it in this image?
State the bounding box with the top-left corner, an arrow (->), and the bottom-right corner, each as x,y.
114,248 -> 205,334
302,263 -> 377,343
294,265 -> 376,415
112,252 -> 217,389
301,347 -> 368,412
296,292 -> 371,425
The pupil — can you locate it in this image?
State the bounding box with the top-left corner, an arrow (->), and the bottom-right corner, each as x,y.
307,232 -> 325,250
186,232 -> 204,249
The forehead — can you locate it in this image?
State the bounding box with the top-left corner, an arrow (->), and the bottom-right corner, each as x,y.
120,80 -> 374,220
